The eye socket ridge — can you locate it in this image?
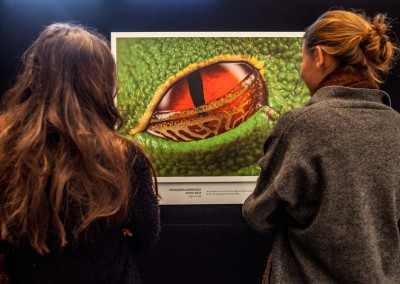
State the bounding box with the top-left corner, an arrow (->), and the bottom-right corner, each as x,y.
146,60 -> 268,142
129,54 -> 266,136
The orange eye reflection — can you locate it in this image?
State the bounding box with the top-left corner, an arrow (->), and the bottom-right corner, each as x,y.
146,61 -> 268,142
156,62 -> 252,113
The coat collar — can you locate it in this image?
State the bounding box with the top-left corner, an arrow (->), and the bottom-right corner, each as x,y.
307,67 -> 391,107
307,86 -> 392,108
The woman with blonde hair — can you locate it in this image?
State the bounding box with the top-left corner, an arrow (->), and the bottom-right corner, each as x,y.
0,23 -> 160,283
243,10 -> 400,283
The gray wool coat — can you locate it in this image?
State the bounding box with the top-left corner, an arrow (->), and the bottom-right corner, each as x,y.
243,86 -> 400,283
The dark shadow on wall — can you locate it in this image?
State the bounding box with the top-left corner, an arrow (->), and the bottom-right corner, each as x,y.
134,205 -> 273,284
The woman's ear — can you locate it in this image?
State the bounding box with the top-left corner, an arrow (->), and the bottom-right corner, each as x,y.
314,46 -> 340,75
314,46 -> 325,71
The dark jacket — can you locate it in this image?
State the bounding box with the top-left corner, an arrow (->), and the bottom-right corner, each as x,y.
243,85 -> 400,283
4,143 -> 160,284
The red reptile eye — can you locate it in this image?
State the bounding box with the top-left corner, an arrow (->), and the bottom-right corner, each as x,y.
155,62 -> 253,113
146,61 -> 268,142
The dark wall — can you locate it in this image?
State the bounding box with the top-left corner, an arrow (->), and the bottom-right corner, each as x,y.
1,1 -> 399,283
1,0 -> 400,109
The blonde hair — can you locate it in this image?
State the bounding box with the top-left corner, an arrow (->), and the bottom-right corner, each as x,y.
304,10 -> 399,83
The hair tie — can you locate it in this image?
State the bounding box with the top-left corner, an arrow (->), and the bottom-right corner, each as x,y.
360,37 -> 368,52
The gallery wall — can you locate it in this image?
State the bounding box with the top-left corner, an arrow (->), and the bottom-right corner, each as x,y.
1,0 -> 400,111
1,1 -> 399,283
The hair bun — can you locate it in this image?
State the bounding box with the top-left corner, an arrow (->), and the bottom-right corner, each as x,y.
359,14 -> 393,68
371,14 -> 388,36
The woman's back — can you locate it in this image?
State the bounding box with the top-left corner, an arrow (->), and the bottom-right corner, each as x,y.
243,9 -> 400,283
5,144 -> 160,283
262,84 -> 400,283
0,23 -> 160,283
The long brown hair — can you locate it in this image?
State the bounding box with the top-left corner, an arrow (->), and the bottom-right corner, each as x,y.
304,10 -> 399,83
0,23 -> 156,254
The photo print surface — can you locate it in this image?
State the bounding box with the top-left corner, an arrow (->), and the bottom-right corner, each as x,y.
112,32 -> 309,179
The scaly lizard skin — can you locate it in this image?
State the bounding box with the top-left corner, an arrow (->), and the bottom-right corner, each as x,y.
116,36 -> 309,176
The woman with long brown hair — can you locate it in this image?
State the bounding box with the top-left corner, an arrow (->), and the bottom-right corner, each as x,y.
243,9 -> 400,283
0,23 -> 160,283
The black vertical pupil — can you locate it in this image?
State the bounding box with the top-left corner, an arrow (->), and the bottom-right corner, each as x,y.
187,69 -> 205,108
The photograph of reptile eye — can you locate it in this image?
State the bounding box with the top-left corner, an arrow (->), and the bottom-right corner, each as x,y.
113,33 -> 309,177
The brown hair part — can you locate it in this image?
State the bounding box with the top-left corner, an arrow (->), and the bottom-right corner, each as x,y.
304,10 -> 399,83
0,23 -> 157,254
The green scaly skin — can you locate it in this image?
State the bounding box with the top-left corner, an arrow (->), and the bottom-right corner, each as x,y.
116,37 -> 309,176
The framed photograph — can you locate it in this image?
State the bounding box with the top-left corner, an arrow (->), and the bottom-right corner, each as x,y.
111,32 -> 309,204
